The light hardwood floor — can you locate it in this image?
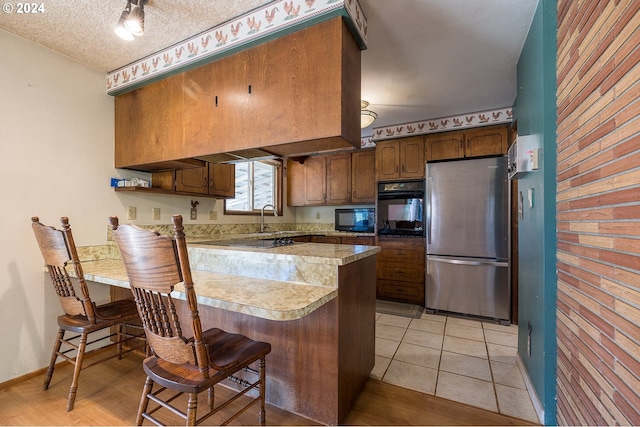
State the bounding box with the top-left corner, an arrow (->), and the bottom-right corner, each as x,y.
0,353 -> 534,425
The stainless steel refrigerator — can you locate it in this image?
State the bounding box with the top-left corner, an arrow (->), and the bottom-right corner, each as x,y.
425,156 -> 510,322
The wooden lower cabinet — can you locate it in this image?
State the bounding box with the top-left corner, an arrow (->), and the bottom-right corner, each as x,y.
376,237 -> 425,305
311,235 -> 342,244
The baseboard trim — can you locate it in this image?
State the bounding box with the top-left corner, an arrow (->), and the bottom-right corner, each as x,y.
516,352 -> 544,425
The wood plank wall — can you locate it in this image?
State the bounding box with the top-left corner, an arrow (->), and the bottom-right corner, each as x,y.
556,0 -> 640,425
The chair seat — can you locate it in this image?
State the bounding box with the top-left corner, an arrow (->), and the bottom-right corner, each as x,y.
57,299 -> 140,333
142,328 -> 271,395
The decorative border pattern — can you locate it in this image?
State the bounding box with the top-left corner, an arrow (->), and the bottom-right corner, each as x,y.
107,0 -> 367,95
368,107 -> 513,142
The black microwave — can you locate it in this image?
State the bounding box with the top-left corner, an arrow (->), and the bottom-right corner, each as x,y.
334,208 -> 375,233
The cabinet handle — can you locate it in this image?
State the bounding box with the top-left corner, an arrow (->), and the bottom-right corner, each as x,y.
215,95 -> 218,107
248,85 -> 252,95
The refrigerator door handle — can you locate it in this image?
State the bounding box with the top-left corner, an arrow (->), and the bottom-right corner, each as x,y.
427,256 -> 509,268
426,176 -> 432,245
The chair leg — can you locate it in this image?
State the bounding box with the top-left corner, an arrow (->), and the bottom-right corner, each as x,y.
259,358 -> 266,426
66,332 -> 88,411
207,386 -> 214,412
186,393 -> 198,426
136,376 -> 154,426
43,328 -> 64,391
116,323 -> 124,360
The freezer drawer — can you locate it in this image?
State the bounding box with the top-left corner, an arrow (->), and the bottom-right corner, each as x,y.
426,256 -> 510,321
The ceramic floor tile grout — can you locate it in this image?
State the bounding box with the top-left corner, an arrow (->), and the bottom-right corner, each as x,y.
376,311 -> 532,419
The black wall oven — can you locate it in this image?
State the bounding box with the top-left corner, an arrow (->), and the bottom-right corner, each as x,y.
377,180 -> 425,237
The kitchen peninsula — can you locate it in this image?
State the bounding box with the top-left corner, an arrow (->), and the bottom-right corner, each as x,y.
76,235 -> 379,425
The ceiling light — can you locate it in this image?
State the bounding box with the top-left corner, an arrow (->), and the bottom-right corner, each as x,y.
114,2 -> 134,40
125,0 -> 146,37
114,0 -> 147,40
361,100 -> 378,128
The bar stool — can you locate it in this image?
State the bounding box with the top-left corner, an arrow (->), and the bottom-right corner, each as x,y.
110,214 -> 271,426
31,216 -> 144,411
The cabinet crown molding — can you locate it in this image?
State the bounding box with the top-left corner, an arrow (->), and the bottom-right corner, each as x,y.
368,107 -> 513,142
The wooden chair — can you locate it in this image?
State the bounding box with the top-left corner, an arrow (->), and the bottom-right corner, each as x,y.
31,216 -> 145,411
109,214 -> 271,426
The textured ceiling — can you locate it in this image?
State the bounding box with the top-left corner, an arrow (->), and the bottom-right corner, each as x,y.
0,1 -> 274,72
0,0 -> 538,136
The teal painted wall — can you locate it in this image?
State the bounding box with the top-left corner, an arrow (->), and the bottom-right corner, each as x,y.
514,0 -> 557,425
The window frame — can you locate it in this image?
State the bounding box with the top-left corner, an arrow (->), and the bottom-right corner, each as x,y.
223,159 -> 283,216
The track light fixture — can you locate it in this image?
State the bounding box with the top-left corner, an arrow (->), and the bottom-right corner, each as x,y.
115,0 -> 147,41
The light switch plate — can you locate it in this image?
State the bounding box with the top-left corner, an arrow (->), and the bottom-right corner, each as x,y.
190,208 -> 197,220
528,188 -> 534,208
152,208 -> 161,220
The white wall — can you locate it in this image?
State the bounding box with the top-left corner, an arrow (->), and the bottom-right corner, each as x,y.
0,30 -> 298,384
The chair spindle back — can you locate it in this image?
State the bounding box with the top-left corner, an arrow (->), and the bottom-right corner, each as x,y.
110,215 -> 210,372
31,216 -> 96,321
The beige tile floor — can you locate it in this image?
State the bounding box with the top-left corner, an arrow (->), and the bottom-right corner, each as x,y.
372,310 -> 539,424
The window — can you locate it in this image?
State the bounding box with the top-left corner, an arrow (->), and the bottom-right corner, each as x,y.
224,160 -> 282,215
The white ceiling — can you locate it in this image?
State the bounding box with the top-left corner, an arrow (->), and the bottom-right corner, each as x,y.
0,0 -> 538,137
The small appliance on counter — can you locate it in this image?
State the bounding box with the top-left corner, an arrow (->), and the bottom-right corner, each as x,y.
334,208 -> 375,233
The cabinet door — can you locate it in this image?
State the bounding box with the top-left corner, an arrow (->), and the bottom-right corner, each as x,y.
303,156 -> 327,205
115,73 -> 184,169
341,236 -> 374,245
209,163 -> 235,198
399,137 -> 425,178
183,64 -> 218,153
326,153 -> 351,205
375,140 -> 400,181
465,125 -> 508,157
287,160 -> 306,206
311,236 -> 341,244
376,238 -> 425,304
351,150 -> 376,203
426,131 -> 464,161
176,166 -> 209,194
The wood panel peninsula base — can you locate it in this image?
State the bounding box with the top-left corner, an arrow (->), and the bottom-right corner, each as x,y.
81,242 -> 378,425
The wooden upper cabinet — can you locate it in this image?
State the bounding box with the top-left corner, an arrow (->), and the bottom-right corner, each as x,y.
465,126 -> 508,157
326,153 -> 351,205
351,150 -> 376,203
425,131 -> 464,161
208,163 -> 235,198
115,17 -> 361,171
426,125 -> 508,161
375,136 -> 425,181
114,73 -> 186,171
287,150 -> 375,206
176,166 -> 208,194
302,156 -> 327,205
175,163 -> 235,198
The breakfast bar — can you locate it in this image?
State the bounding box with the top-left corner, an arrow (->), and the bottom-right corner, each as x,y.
77,239 -> 379,425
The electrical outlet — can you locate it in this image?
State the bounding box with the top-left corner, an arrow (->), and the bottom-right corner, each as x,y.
126,206 -> 136,220
316,211 -> 321,220
152,208 -> 161,220
209,210 -> 217,220
190,208 -> 197,220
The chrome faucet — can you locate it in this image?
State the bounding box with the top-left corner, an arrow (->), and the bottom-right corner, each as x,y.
260,204 -> 278,233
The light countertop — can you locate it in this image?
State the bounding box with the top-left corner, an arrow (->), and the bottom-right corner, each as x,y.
79,241 -> 379,321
